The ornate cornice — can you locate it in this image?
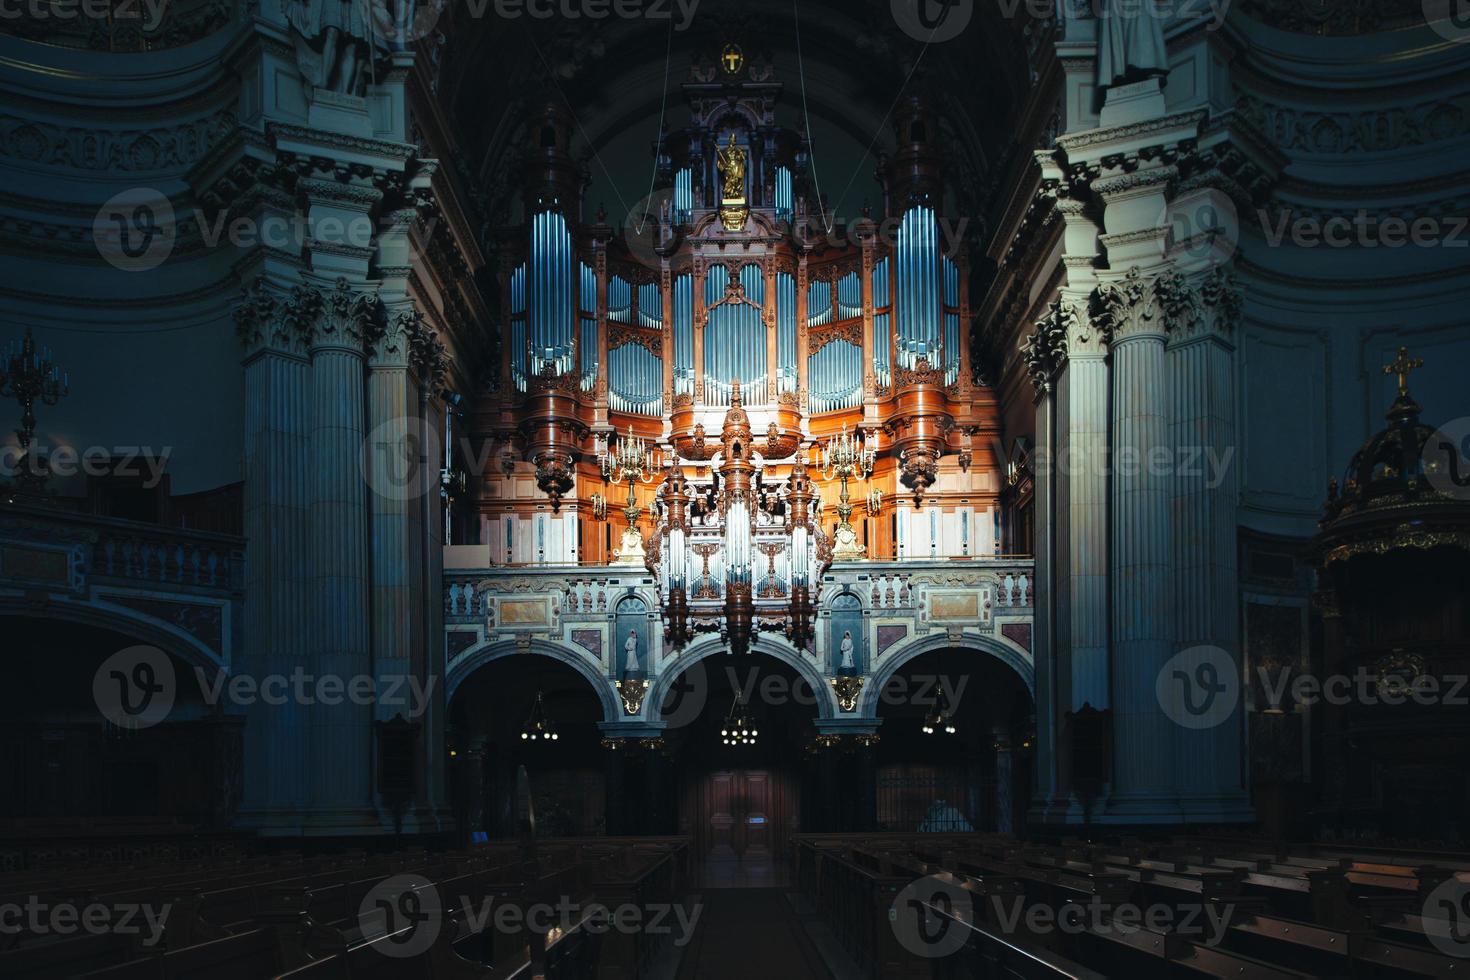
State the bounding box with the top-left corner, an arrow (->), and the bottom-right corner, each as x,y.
1055,110 -> 1207,155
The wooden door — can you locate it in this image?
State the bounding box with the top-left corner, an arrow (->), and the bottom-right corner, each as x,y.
687,768 -> 794,862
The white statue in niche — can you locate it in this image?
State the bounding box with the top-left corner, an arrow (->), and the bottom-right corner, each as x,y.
624,629 -> 642,673
839,631 -> 856,673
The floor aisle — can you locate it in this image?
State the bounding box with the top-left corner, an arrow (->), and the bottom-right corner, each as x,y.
673,888 -> 832,980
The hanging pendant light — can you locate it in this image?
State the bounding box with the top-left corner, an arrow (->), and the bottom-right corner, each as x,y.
721,691 -> 758,746
922,690 -> 956,735
520,692 -> 559,741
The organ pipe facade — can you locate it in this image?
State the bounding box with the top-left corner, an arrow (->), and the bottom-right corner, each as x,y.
477,48 -> 1004,636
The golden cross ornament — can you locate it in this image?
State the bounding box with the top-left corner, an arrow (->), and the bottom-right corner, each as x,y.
721,43 -> 743,74
1383,346 -> 1423,397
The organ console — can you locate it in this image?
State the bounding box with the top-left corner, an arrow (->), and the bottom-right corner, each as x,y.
476,44 -> 1002,653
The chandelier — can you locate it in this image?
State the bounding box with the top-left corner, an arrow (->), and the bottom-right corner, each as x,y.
520,692 -> 559,741
922,690 -> 956,735
0,328 -> 70,497
721,691 -> 758,746
600,425 -> 660,563
821,423 -> 878,560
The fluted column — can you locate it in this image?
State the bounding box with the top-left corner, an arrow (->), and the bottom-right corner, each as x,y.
1169,272 -> 1251,820
306,279 -> 376,824
1055,329 -> 1110,714
365,307 -> 422,824
1027,353 -> 1061,819
235,277 -> 313,825
1103,270 -> 1176,820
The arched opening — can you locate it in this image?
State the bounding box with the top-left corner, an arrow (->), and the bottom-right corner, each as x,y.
872,646 -> 1034,835
447,653 -> 609,844
657,652 -> 825,886
0,615 -> 240,829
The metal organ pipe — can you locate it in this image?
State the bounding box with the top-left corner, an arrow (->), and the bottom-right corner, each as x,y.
674,273 -> 693,397
638,283 -> 662,328
838,271 -> 861,319
702,266 -> 767,406
943,256 -> 960,384
873,257 -> 891,389
674,168 -> 692,223
777,272 -> 797,394
529,210 -> 575,375
896,206 -> 940,367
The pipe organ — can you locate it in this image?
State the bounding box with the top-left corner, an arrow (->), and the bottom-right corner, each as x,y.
478,47 -> 1003,654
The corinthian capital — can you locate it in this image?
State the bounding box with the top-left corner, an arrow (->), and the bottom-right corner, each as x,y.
1094,266 -> 1170,343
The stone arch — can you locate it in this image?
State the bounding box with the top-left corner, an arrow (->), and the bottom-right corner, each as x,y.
858,632 -> 1035,718
643,632 -> 840,722
447,638 -> 620,724
0,595 -> 228,679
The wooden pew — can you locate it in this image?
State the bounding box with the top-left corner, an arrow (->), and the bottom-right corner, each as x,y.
0,932 -> 141,979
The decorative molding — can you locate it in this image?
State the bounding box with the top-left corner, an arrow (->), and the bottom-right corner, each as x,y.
1236,92 -> 1470,156
609,324 -> 661,356
0,110 -> 236,174
807,322 -> 863,355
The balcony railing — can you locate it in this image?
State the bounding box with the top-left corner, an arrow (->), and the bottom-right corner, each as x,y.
1,502 -> 244,596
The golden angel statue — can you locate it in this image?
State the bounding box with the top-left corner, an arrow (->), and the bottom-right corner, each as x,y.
716,133 -> 746,203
